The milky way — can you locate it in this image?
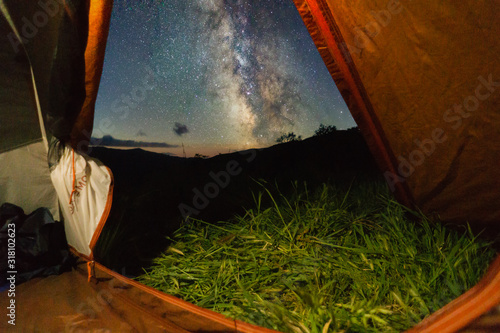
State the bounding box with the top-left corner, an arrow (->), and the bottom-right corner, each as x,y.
195,0 -> 307,145
94,0 -> 355,154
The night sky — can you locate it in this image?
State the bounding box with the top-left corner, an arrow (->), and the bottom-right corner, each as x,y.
94,0 -> 355,156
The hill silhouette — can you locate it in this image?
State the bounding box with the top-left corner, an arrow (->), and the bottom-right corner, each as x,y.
89,129 -> 382,275
90,135 -> 178,148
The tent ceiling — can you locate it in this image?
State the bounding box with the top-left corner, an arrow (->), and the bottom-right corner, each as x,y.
0,12 -> 40,153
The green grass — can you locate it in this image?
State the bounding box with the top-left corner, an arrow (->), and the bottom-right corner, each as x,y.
137,181 -> 496,332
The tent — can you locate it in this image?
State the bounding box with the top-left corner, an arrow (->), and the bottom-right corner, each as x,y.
0,0 -> 499,331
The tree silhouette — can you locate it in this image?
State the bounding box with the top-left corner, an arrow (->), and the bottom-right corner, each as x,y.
276,132 -> 302,143
314,124 -> 337,137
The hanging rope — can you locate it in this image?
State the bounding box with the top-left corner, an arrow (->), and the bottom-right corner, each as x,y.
69,149 -> 77,205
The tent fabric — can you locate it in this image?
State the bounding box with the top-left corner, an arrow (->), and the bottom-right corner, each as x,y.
292,0 -> 500,228
70,0 -> 113,151
44,0 -> 88,143
0,0 -> 113,152
0,260 -> 278,333
0,0 -> 83,148
292,0 -> 415,209
458,306 -> 500,333
0,4 -> 42,153
0,142 -> 59,220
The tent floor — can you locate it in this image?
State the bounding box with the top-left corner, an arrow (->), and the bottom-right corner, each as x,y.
0,260 -> 275,332
2,258 -> 500,332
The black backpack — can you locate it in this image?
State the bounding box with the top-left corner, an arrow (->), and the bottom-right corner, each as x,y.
0,203 -> 74,287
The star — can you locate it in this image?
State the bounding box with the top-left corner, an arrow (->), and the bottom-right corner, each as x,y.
93,0 -> 356,155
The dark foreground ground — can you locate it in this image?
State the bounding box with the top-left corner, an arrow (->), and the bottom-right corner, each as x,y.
89,129 -> 382,275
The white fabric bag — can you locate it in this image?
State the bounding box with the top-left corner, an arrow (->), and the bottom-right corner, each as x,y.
50,145 -> 113,258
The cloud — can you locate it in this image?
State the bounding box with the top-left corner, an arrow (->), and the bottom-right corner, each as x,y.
173,122 -> 189,136
90,135 -> 178,148
136,129 -> 147,137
